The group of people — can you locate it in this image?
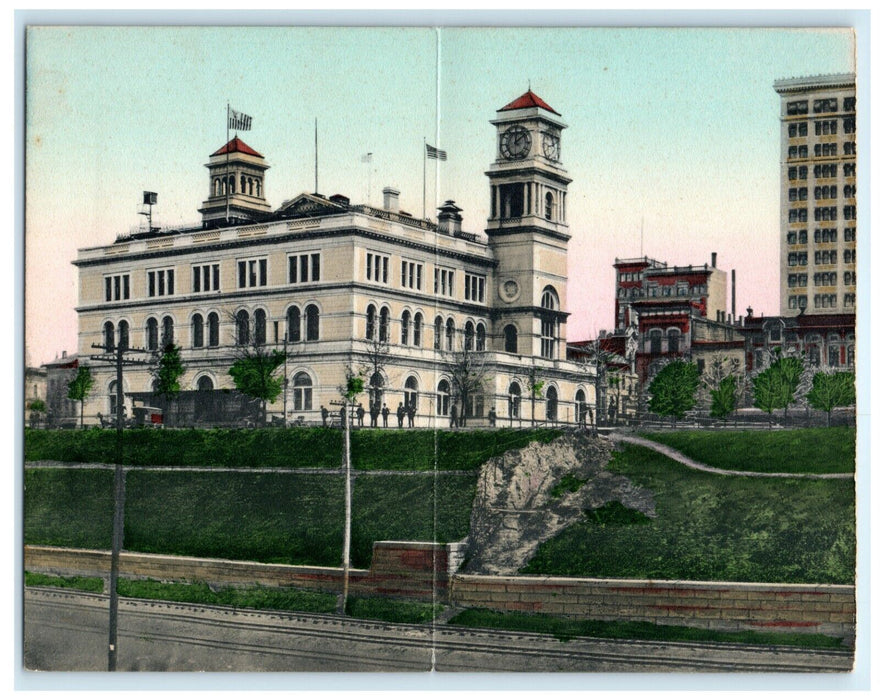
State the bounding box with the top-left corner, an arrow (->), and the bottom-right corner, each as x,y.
321,400 -> 417,429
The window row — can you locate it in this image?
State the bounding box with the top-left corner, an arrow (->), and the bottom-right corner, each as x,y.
646,328 -> 684,354
815,251 -> 837,265
787,273 -> 807,288
814,164 -> 837,179
844,227 -> 856,242
815,294 -> 837,309
788,121 -> 808,137
814,119 -> 837,135
786,229 -> 807,245
814,272 -> 837,287
787,252 -> 808,267
844,249 -> 856,264
815,143 -> 837,157
212,174 -> 263,198
787,295 -> 808,310
814,228 -> 837,243
843,142 -> 856,155
844,271 -> 856,286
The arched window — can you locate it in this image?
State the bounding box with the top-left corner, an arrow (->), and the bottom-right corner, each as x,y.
540,287 -> 559,359
117,320 -> 129,350
546,386 -> 558,422
545,191 -> 555,220
240,174 -> 246,194
236,309 -> 250,346
305,304 -> 320,341
228,174 -> 235,193
508,381 -> 522,418
401,310 -> 411,345
369,372 -> 384,408
379,307 -> 390,342
192,314 -> 204,348
292,372 -> 313,411
667,329 -> 680,354
434,316 -> 443,350
287,306 -> 301,343
575,389 -> 587,424
108,380 -> 120,416
413,312 -> 422,347
476,323 -> 486,351
207,312 -> 220,347
103,321 -> 115,351
437,379 -> 450,416
161,316 -> 174,347
197,375 -> 214,391
256,179 -> 261,197
404,376 -> 419,410
366,305 -> 377,340
649,329 -> 662,354
504,324 -> 518,354
254,309 -> 267,346
146,317 -> 158,351
464,321 -> 475,351
445,318 -> 455,351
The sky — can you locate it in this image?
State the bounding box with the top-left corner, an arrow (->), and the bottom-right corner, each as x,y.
23,23 -> 857,366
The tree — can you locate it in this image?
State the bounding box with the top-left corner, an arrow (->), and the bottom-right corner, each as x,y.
807,371 -> 856,427
152,343 -> 185,425
524,365 -> 544,428
752,352 -> 804,427
647,360 -> 700,427
228,346 -> 287,425
67,365 -> 94,429
445,335 -> 489,427
578,339 -> 616,429
360,334 -> 392,414
700,356 -> 745,423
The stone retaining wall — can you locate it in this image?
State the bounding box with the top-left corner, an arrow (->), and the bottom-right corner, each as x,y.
25,545 -> 854,642
452,574 -> 855,642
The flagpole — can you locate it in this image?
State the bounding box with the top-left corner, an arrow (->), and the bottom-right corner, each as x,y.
422,137 -> 426,220
314,118 -> 318,195
225,103 -> 230,224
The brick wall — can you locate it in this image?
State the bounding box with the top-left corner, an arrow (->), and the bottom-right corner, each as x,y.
25,545 -> 854,642
452,574 -> 855,642
24,541 -> 466,603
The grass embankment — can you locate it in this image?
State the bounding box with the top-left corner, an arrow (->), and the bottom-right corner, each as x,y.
24,470 -> 476,569
24,427 -> 561,471
641,427 -> 856,474
523,444 -> 855,584
446,608 -> 845,649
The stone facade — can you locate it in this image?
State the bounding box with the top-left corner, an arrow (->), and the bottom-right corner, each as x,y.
73,91 -> 596,427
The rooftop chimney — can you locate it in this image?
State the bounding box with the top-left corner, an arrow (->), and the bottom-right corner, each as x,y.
731,269 -> 736,319
437,200 -> 463,236
382,187 -> 400,212
711,252 -> 717,268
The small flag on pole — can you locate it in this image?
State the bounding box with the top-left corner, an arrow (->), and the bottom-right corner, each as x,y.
426,143 -> 447,160
228,108 -> 253,132
361,152 -> 373,163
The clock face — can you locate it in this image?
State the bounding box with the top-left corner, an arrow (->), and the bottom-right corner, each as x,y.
500,126 -> 531,160
542,132 -> 560,161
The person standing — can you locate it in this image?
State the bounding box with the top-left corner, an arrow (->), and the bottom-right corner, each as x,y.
320,405 -> 329,427
381,403 -> 390,428
396,402 -> 405,428
370,401 -> 379,428
407,403 -> 416,428
450,403 -> 458,429
356,403 -> 365,428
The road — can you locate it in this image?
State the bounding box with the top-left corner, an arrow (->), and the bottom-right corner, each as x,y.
23,588 -> 853,673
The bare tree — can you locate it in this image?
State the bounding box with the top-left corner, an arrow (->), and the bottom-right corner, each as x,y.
359,333 -> 393,414
443,333 -> 490,427
524,364 -> 544,428
578,339 -> 615,432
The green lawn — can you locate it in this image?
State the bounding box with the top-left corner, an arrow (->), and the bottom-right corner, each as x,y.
522,444 -> 855,584
24,427 -> 561,471
641,427 -> 856,474
24,469 -> 477,569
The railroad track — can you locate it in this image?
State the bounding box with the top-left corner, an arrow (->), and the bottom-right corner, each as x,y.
24,588 -> 854,673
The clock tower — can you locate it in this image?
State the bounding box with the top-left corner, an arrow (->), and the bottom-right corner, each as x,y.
486,90 -> 571,360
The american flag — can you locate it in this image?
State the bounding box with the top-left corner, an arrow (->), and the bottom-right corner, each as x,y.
228,108 -> 253,132
426,143 -> 447,160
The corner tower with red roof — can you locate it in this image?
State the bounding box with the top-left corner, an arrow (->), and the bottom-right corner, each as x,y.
486,90 -> 572,361
199,136 -> 272,227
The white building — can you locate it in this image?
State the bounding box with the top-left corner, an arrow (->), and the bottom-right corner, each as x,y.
74,91 -> 597,427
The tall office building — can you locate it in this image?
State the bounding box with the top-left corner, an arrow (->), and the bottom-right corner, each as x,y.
774,73 -> 856,317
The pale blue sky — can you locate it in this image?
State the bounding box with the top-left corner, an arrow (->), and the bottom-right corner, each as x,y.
25,25 -> 856,364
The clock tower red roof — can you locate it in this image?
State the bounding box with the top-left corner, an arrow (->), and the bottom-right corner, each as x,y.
211,136 -> 264,158
500,90 -> 560,116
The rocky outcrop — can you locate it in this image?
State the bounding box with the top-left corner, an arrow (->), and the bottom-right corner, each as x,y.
463,432 -> 655,575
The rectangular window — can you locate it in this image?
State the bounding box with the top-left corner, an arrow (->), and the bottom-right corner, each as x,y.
844,227 -> 856,242
288,252 -> 321,284
366,252 -> 389,284
787,100 -> 808,115
434,267 -> 456,297
400,260 -> 424,290
192,263 -> 220,293
147,268 -> 175,298
464,273 -> 486,303
238,258 -> 267,288
104,273 -> 130,302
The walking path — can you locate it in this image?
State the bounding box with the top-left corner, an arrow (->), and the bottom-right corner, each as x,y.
612,434 -> 853,480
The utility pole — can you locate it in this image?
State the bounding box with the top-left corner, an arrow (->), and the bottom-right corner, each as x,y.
330,398 -> 352,616
89,341 -> 151,672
